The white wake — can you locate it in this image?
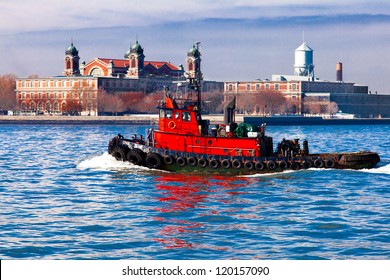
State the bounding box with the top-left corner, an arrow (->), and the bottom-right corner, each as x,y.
76,152 -> 150,172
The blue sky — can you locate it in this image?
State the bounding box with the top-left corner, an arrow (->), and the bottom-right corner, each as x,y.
1,0 -> 390,92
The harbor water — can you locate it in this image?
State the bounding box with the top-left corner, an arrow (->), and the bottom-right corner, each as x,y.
0,124 -> 389,259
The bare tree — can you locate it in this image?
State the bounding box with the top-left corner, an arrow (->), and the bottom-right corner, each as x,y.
97,88 -> 126,115
0,74 -> 17,112
235,91 -> 288,115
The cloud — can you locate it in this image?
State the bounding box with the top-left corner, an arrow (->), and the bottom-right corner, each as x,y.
1,1 -> 390,92
1,0 -> 390,34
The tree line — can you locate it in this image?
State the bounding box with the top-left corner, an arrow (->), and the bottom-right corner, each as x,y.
0,74 -> 338,115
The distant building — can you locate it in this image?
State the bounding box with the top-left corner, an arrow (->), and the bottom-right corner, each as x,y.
16,41 -> 223,115
15,41 -> 185,115
225,41 -> 390,117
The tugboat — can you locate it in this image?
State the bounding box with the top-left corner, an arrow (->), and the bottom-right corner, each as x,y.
107,43 -> 380,175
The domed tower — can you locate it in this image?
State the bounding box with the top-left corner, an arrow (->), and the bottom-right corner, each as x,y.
294,42 -> 314,80
126,40 -> 145,78
64,41 -> 80,76
186,43 -> 201,80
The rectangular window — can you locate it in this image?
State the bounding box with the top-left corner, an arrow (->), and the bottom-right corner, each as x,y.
182,111 -> 191,121
274,84 -> 279,90
292,83 -> 297,91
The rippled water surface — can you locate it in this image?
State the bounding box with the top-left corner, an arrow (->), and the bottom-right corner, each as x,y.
0,124 -> 389,259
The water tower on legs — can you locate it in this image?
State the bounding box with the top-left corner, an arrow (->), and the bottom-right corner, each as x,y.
294,42 -> 314,80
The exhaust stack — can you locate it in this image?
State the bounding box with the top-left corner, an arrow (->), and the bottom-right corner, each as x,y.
224,96 -> 236,125
336,62 -> 343,82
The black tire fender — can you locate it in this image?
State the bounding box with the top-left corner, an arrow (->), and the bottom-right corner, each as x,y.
267,160 -> 276,170
325,158 -> 336,168
176,156 -> 187,167
232,159 -> 242,169
290,161 -> 299,170
112,146 -> 127,161
198,158 -> 208,168
164,155 -> 175,165
221,159 -> 231,169
302,160 -> 312,169
314,158 -> 324,168
127,149 -> 145,165
279,160 -> 288,170
209,159 -> 219,169
146,153 -> 163,169
244,160 -> 254,170
187,157 -> 197,166
255,161 -> 265,170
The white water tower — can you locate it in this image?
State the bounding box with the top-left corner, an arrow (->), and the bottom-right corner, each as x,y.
294,42 -> 314,79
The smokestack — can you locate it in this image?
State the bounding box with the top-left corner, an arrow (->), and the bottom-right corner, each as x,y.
224,96 -> 236,125
336,62 -> 343,82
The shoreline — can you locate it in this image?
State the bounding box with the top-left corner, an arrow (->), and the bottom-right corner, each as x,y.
1,114 -> 389,126
0,114 -> 230,125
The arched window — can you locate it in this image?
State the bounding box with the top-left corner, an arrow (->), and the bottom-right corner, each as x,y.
90,67 -> 103,76
38,101 -> 43,111
188,62 -> 193,71
53,102 -> 59,111
21,102 -> 27,110
62,102 -> 67,112
131,58 -> 136,68
46,102 -> 51,112
30,101 -> 36,111
66,59 -> 71,69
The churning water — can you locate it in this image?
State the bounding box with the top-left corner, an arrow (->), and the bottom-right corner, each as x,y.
0,124 -> 389,259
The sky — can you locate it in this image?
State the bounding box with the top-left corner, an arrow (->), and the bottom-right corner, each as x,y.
1,0 -> 390,92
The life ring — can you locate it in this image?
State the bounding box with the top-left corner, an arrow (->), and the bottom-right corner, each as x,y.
168,121 -> 176,129
146,153 -> 162,169
255,161 -> 265,170
164,155 -> 175,165
187,157 -> 197,166
221,159 -> 231,169
314,158 -> 324,168
232,159 -> 242,169
176,156 -> 187,167
198,158 -> 208,168
325,158 -> 336,168
209,159 -> 219,169
127,149 -> 145,165
302,160 -> 312,169
290,161 -> 299,170
244,160 -> 254,170
278,160 -> 288,170
267,160 -> 276,170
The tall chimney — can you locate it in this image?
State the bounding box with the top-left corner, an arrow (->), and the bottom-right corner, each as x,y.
336,62 -> 343,82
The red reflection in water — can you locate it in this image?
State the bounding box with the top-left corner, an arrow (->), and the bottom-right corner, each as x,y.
152,174 -> 251,249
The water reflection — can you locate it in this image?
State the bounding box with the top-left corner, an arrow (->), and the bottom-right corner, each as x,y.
152,174 -> 251,250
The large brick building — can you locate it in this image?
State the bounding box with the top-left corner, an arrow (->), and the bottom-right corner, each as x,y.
15,41 -> 186,115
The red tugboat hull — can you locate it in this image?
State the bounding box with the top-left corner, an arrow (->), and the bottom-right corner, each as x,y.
108,135 -> 380,175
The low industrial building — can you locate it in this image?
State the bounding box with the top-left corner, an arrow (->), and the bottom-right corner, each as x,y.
224,42 -> 390,118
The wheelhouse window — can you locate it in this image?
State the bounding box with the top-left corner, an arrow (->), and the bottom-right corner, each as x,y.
160,109 -> 172,119
182,111 -> 191,121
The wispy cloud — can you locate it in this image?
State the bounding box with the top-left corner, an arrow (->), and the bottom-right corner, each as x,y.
1,1 -> 390,92
1,0 -> 389,34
